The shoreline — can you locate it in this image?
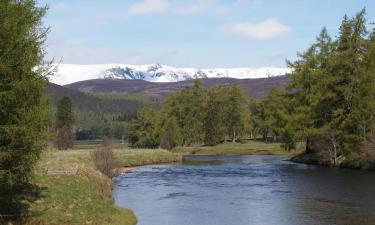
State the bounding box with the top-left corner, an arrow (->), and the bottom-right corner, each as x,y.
291,152 -> 375,171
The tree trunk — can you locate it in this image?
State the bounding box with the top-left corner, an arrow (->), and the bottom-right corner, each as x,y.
232,127 -> 236,143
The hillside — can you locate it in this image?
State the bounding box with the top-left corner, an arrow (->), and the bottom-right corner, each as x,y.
45,83 -> 154,116
65,76 -> 290,99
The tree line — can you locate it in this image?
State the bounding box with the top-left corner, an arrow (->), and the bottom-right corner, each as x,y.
128,80 -> 251,149
250,9 -> 375,166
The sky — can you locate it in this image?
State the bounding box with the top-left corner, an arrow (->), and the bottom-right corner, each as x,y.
39,0 -> 375,68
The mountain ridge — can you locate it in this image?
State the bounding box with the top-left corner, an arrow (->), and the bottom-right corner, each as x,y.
50,63 -> 291,85
64,76 -> 290,99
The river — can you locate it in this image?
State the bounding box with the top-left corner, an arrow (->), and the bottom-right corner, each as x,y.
113,155 -> 375,225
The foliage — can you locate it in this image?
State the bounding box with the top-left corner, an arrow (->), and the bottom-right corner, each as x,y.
204,86 -> 230,146
0,0 -> 51,216
92,139 -> 117,176
225,84 -> 251,142
161,80 -> 207,145
55,96 -> 74,150
159,116 -> 181,150
128,80 -> 252,149
252,10 -> 375,164
128,107 -> 160,148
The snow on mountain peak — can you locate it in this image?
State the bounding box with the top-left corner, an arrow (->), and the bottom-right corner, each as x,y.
50,63 -> 292,85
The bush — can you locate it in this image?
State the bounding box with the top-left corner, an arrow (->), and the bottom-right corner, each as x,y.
92,140 -> 116,176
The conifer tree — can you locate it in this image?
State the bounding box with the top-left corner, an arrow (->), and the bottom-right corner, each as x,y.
226,84 -> 250,142
161,79 -> 206,145
159,116 -> 181,150
204,86 -> 230,146
128,107 -> 160,148
0,0 -> 50,214
55,96 -> 75,150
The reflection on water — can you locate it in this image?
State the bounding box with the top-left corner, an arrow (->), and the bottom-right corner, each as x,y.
113,155 -> 375,225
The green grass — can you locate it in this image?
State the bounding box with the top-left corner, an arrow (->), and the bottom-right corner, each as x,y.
173,140 -> 304,156
27,148 -> 182,225
26,140 -> 301,224
115,148 -> 183,167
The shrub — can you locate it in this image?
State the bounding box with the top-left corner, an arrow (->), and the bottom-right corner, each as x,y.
92,140 -> 116,177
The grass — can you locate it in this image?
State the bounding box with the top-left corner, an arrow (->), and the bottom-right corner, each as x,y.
25,140 -> 300,224
26,147 -> 182,225
173,140 -> 304,156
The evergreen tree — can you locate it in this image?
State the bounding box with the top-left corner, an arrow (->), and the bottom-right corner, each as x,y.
159,116 -> 181,150
0,0 -> 50,215
286,9 -> 375,163
128,107 -> 160,148
226,84 -> 250,142
287,27 -> 335,152
55,96 -> 75,150
204,86 -> 229,146
161,79 -> 206,145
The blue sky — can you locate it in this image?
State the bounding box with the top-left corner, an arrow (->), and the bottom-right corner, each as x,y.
39,0 -> 375,68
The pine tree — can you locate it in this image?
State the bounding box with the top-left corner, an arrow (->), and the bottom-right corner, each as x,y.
161,79 -> 206,145
204,86 -> 229,146
159,116 -> 181,150
0,0 -> 50,215
226,84 -> 250,142
128,107 -> 160,148
287,28 -> 335,152
55,96 -> 75,150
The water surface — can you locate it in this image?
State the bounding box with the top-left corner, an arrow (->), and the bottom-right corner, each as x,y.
113,155 -> 375,225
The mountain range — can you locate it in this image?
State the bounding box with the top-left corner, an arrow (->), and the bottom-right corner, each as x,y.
50,64 -> 292,85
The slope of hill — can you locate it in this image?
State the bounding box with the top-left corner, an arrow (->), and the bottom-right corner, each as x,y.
50,63 -> 291,85
65,76 -> 290,99
45,83 -> 153,115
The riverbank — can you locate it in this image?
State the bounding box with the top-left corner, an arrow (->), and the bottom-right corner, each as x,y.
26,141 -> 298,224
292,152 -> 375,171
26,148 -> 182,225
172,140 -> 303,157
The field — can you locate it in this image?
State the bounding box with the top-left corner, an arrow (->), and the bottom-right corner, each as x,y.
26,147 -> 182,225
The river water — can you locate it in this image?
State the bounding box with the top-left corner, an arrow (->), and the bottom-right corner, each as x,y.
113,155 -> 375,225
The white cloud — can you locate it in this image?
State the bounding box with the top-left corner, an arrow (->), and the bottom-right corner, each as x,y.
128,0 -> 170,15
220,18 -> 291,39
177,0 -> 228,14
177,0 -> 213,14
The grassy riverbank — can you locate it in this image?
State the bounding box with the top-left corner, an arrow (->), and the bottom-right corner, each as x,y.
26,148 -> 182,225
25,141 -> 300,224
173,140 -> 303,156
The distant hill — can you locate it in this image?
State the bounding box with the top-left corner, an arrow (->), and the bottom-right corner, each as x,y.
45,83 -> 151,116
65,76 -> 290,99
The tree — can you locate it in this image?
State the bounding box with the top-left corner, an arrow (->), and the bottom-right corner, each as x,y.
286,28 -> 335,152
159,116 -> 181,150
204,86 -> 229,146
161,79 -> 206,145
55,96 -> 75,150
286,9 -> 375,164
0,0 -> 50,215
226,84 -> 250,142
128,107 -> 160,148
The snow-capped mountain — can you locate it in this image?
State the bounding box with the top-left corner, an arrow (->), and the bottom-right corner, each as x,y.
50,63 -> 292,85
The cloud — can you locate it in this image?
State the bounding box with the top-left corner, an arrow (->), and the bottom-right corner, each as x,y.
128,0 -> 170,15
177,0 -> 228,14
177,0 -> 213,14
220,18 -> 291,39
